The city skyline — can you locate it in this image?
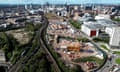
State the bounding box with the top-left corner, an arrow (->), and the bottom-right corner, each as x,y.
0,0 -> 120,4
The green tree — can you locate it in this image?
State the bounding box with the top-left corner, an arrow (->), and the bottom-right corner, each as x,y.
25,24 -> 35,31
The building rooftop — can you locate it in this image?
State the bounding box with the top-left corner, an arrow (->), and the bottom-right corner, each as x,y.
97,19 -> 117,27
0,20 -> 7,24
84,23 -> 103,30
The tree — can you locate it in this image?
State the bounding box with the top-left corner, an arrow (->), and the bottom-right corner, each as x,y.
77,37 -> 90,42
69,20 -> 81,29
25,24 -> 35,32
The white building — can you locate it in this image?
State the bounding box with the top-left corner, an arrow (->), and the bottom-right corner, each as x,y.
81,24 -> 100,37
97,19 -> 117,32
60,45 -> 67,49
95,14 -> 111,20
97,19 -> 116,27
69,28 -> 75,34
109,27 -> 120,47
105,27 -> 113,37
25,4 -> 28,10
74,6 -> 78,10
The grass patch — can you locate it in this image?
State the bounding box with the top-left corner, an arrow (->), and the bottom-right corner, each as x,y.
100,45 -> 109,51
115,58 -> 120,65
112,18 -> 120,22
73,56 -> 104,66
113,51 -> 120,55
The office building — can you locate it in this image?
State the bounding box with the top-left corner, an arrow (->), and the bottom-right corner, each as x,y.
109,27 -> 120,47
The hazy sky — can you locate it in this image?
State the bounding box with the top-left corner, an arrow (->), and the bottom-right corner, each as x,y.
0,0 -> 120,4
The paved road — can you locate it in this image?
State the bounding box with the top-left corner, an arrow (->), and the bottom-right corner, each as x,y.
97,51 -> 120,72
0,62 -> 11,68
38,16 -> 61,72
8,16 -> 61,72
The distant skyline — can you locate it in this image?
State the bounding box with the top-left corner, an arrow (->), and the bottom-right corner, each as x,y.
0,0 -> 120,4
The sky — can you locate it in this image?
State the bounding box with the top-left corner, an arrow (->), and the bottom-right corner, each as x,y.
0,0 -> 120,4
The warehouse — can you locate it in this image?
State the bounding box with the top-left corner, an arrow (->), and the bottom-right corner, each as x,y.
81,24 -> 102,37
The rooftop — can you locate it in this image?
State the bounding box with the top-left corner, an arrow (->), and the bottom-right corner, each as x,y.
97,19 -> 117,27
84,24 -> 103,30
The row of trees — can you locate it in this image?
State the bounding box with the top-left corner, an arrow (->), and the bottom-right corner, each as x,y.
77,37 -> 90,42
93,37 -> 109,43
11,23 -> 42,64
19,27 -> 54,72
0,22 -> 41,63
19,50 -> 53,72
17,22 -> 54,72
112,18 -> 120,22
0,21 -> 49,72
0,32 -> 19,61
69,20 -> 82,29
